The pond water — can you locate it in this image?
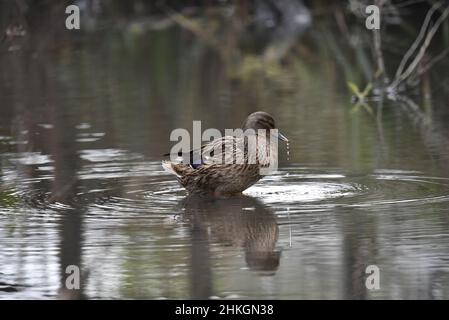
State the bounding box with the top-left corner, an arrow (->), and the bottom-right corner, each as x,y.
1,13 -> 449,299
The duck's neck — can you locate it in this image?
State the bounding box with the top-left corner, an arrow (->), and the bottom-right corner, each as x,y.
246,134 -> 278,167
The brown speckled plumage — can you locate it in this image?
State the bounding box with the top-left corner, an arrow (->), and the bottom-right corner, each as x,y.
162,111 -> 287,196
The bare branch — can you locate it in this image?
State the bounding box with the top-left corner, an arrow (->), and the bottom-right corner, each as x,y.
395,5 -> 449,85
391,1 -> 444,87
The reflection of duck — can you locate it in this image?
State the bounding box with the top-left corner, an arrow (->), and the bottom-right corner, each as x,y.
163,111 -> 288,196
182,195 -> 280,273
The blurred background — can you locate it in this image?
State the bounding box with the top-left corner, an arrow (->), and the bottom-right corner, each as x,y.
1,0 -> 449,299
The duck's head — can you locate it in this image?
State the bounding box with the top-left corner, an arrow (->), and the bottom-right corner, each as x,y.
242,111 -> 288,143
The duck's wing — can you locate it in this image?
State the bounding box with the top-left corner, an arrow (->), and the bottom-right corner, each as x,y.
163,136 -> 245,167
201,136 -> 246,165
162,145 -> 206,165
163,146 -> 212,168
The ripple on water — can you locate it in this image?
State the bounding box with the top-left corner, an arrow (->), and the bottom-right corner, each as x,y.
242,167 -> 449,212
3,150 -> 449,216
245,182 -> 360,203
2,146 -> 449,217
11,152 -> 53,166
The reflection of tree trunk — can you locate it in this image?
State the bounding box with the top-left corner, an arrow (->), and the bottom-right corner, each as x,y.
340,210 -> 378,300
50,109 -> 85,299
51,107 -> 85,299
48,102 -> 79,203
342,232 -> 367,300
43,63 -> 85,299
189,213 -> 212,299
58,208 -> 85,300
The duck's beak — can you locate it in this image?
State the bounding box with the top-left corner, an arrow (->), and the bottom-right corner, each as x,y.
272,131 -> 289,143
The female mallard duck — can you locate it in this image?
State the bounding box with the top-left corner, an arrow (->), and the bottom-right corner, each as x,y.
162,111 -> 288,196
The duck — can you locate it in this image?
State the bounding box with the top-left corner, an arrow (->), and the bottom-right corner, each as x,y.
162,111 -> 288,196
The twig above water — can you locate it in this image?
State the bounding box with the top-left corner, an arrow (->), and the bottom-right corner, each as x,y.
390,2 -> 449,90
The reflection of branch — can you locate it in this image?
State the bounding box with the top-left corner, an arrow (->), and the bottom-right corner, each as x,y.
397,94 -> 429,124
397,94 -> 449,172
390,3 -> 449,90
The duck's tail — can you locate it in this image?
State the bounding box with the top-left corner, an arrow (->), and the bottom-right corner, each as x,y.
162,160 -> 179,176
162,160 -> 193,178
